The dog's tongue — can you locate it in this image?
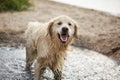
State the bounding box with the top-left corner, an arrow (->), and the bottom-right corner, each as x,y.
60,35 -> 67,42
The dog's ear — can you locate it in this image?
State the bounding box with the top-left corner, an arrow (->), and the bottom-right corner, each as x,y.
74,24 -> 78,39
47,21 -> 53,37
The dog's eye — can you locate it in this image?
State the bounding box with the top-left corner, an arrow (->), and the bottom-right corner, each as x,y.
57,22 -> 62,25
68,22 -> 71,26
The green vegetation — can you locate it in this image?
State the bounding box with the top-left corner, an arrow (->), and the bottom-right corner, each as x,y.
0,0 -> 31,12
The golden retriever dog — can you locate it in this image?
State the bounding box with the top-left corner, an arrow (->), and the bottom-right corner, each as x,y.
25,15 -> 78,80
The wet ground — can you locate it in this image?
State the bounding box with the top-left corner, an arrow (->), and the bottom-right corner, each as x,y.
0,47 -> 32,80
0,46 -> 120,80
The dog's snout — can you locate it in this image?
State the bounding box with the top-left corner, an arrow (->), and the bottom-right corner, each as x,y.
62,27 -> 68,32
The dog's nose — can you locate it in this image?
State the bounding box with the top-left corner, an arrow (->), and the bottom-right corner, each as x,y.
62,27 -> 68,32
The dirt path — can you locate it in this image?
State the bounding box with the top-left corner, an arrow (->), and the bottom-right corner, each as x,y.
0,0 -> 120,60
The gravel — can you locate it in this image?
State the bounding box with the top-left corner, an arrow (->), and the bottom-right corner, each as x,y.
0,46 -> 120,80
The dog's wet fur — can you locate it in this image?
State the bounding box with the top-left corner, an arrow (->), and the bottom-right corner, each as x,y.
25,15 -> 78,80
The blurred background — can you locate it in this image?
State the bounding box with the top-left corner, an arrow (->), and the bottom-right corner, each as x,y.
52,0 -> 120,16
0,0 -> 120,80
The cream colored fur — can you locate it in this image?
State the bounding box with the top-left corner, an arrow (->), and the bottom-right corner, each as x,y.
25,15 -> 78,80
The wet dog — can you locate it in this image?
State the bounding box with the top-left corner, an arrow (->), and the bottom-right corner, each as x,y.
25,15 -> 78,80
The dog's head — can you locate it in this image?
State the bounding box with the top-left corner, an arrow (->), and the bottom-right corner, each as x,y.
48,15 -> 78,44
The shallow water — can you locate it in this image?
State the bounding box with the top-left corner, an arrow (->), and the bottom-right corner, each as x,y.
52,0 -> 120,16
0,46 -> 120,80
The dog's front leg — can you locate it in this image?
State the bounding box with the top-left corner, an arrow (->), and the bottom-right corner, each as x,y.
34,62 -> 45,80
52,68 -> 62,80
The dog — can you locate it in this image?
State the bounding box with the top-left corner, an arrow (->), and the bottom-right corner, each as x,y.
25,15 -> 78,80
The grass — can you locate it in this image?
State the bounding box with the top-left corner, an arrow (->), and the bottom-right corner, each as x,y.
0,0 -> 31,12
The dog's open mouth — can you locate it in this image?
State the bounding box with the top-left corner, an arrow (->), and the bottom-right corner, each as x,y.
58,33 -> 69,43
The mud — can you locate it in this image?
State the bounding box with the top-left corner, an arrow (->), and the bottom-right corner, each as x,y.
0,46 -> 120,80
